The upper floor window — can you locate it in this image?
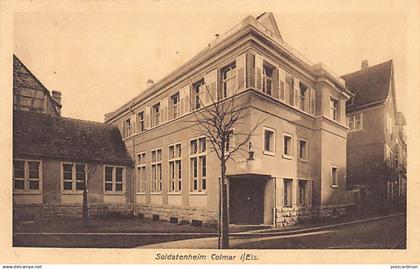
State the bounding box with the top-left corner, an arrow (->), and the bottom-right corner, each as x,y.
62,163 -> 86,192
263,127 -> 275,155
137,152 -> 147,193
221,64 -> 236,99
152,103 -> 160,127
170,93 -> 180,119
299,82 -> 308,111
192,80 -> 205,110
169,143 -> 182,192
330,97 -> 339,121
151,149 -> 162,192
137,111 -> 145,132
105,166 -> 125,193
283,133 -> 293,159
262,64 -> 274,96
190,137 -> 207,192
331,166 -> 338,188
124,118 -> 132,138
13,160 -> 41,192
225,129 -> 234,152
348,113 -> 362,131
298,138 -> 308,161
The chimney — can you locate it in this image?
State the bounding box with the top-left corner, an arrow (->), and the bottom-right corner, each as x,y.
147,79 -> 154,88
361,60 -> 369,70
51,90 -> 62,116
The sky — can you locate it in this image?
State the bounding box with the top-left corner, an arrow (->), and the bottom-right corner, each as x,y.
13,7 -> 407,122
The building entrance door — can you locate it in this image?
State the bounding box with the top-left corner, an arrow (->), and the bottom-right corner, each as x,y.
229,177 -> 265,224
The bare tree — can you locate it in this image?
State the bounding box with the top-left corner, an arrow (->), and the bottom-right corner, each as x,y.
81,163 -> 97,226
185,78 -> 265,249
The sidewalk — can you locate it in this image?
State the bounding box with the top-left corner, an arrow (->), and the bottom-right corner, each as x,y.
139,213 -> 404,249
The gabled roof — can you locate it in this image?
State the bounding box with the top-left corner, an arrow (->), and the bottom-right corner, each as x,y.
341,60 -> 393,111
13,110 -> 133,165
13,55 -> 61,115
256,12 -> 283,42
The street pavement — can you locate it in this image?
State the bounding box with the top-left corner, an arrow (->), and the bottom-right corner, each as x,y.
140,214 -> 406,249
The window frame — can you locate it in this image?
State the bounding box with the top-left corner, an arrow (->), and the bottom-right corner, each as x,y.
348,113 -> 363,132
262,63 -> 274,96
330,96 -> 339,121
189,136 -> 207,193
170,92 -> 180,119
331,166 -> 338,188
298,138 -> 308,161
192,79 -> 205,110
221,63 -> 236,99
283,178 -> 293,207
137,111 -> 145,133
150,148 -> 163,193
13,159 -> 42,194
282,133 -> 293,159
152,103 -> 161,127
298,179 -> 307,206
124,117 -> 132,138
168,142 -> 182,193
263,127 -> 276,156
103,165 -> 126,194
136,152 -> 147,193
61,162 -> 87,194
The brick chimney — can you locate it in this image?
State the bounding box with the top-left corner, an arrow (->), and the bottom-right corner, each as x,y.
361,60 -> 369,70
51,90 -> 62,116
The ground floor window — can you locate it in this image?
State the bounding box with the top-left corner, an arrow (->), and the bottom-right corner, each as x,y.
62,162 -> 86,192
298,180 -> 307,206
283,178 -> 293,207
13,160 -> 41,192
104,166 -> 125,193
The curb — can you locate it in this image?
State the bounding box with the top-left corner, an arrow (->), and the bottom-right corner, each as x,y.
13,213 -> 404,238
236,213 -> 405,237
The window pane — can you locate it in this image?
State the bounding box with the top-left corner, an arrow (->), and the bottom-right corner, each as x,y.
116,183 -> 123,191
29,180 -> 39,190
14,179 -> 24,190
14,160 -> 25,178
201,156 -> 206,177
105,167 -> 113,182
116,168 -> 123,182
63,163 -> 73,180
28,161 -> 40,179
105,182 -> 113,191
202,178 -> 206,191
76,181 -> 84,191
63,181 -> 73,190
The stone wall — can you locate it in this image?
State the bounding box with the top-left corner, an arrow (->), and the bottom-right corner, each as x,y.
14,203 -> 133,221
275,204 -> 352,227
135,204 -> 218,226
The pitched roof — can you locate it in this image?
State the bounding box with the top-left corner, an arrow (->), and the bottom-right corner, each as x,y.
13,110 -> 133,165
341,60 -> 393,111
13,55 -> 61,115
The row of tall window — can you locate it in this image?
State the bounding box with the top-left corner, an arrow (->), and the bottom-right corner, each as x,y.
13,160 -> 125,193
283,179 -> 310,207
136,137 -> 207,194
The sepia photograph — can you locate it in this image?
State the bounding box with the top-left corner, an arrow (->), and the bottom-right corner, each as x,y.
1,0 -> 419,265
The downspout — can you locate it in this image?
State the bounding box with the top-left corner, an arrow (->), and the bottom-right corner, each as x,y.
273,176 -> 276,226
132,134 -> 136,215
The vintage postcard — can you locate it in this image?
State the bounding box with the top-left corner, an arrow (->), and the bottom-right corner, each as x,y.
0,0 -> 419,265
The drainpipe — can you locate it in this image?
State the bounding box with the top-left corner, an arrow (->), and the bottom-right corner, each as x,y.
273,176 -> 277,226
132,135 -> 136,216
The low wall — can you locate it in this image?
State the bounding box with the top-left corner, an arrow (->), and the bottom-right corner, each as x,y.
13,203 -> 133,220
275,204 -> 356,227
135,204 -> 218,226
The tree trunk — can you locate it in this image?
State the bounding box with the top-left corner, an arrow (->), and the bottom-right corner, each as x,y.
220,159 -> 229,249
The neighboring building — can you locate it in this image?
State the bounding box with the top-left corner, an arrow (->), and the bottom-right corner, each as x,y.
13,55 -> 62,116
341,60 -> 407,211
105,13 -> 356,227
13,56 -> 134,220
